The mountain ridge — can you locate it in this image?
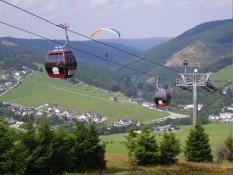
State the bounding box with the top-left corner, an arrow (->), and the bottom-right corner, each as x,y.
118,19 -> 233,75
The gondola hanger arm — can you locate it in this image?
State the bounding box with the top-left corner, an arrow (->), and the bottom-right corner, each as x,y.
59,23 -> 69,49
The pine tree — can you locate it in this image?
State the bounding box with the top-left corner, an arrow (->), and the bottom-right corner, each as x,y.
134,126 -> 160,165
124,128 -> 138,165
224,133 -> 233,161
50,126 -> 74,173
30,120 -> 54,173
159,132 -> 181,164
9,141 -> 28,174
72,122 -> 90,171
72,122 -> 106,172
184,121 -> 213,162
0,119 -> 14,173
0,119 -> 27,174
86,122 -> 106,169
20,119 -> 39,174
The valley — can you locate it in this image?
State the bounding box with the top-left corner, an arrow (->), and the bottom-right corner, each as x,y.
0,72 -> 169,123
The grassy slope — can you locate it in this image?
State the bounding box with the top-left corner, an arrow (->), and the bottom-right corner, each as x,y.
101,123 -> 233,154
0,72 -> 168,122
210,64 -> 233,87
102,123 -> 233,174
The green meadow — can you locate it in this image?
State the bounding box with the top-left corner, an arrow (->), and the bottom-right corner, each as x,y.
101,123 -> 233,154
211,64 -> 233,88
0,72 -> 168,122
102,123 -> 233,174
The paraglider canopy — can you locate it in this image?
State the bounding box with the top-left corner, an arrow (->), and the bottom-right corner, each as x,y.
91,27 -> 121,38
90,27 -> 121,57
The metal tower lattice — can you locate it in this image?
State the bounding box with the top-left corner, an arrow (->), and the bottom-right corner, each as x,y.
176,71 -> 213,126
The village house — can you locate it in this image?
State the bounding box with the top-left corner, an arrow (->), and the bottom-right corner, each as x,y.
47,104 -> 63,114
77,112 -> 103,122
78,114 -> 89,121
184,104 -> 203,111
0,85 -> 6,93
92,115 -> 102,122
7,103 -> 24,112
23,66 -> 28,70
61,109 -> 74,117
0,74 -> 10,80
34,110 -> 43,117
219,112 -> 233,119
14,72 -> 21,77
227,104 -> 233,111
153,124 -> 179,132
114,118 -> 134,126
5,82 -> 13,87
209,114 -> 220,120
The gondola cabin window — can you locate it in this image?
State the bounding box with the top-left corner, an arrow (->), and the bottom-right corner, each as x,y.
44,50 -> 77,79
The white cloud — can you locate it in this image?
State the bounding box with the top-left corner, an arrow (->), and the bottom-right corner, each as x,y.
76,0 -> 162,9
142,0 -> 162,6
174,0 -> 206,8
74,1 -> 88,12
123,0 -> 137,9
40,1 -> 57,13
89,0 -> 109,7
208,0 -> 232,8
9,0 -> 40,7
7,0 -> 58,13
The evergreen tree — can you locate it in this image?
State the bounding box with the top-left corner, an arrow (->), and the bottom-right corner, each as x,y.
184,121 -> 213,162
86,122 -> 106,169
224,133 -> 233,161
30,120 -> 54,173
50,126 -> 74,173
72,122 -> 90,171
159,132 -> 181,164
0,119 -> 14,173
134,126 -> 160,165
72,122 -> 106,172
124,128 -> 138,165
8,141 -> 28,174
0,119 -> 27,174
20,119 -> 39,174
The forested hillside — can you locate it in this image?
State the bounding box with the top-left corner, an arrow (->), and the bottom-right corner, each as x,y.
118,19 -> 233,75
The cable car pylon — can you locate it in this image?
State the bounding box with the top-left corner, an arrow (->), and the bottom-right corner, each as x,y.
176,60 -> 216,126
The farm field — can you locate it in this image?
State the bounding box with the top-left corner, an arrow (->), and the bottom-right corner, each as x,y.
0,72 -> 169,122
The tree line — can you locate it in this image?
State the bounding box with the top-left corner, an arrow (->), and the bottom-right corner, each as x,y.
0,117 -> 233,174
0,118 -> 106,174
124,122 -> 233,165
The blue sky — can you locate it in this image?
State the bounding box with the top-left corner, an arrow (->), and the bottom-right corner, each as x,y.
0,0 -> 232,40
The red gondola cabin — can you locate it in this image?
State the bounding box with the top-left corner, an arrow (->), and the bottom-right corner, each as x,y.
154,89 -> 171,107
45,49 -> 77,79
